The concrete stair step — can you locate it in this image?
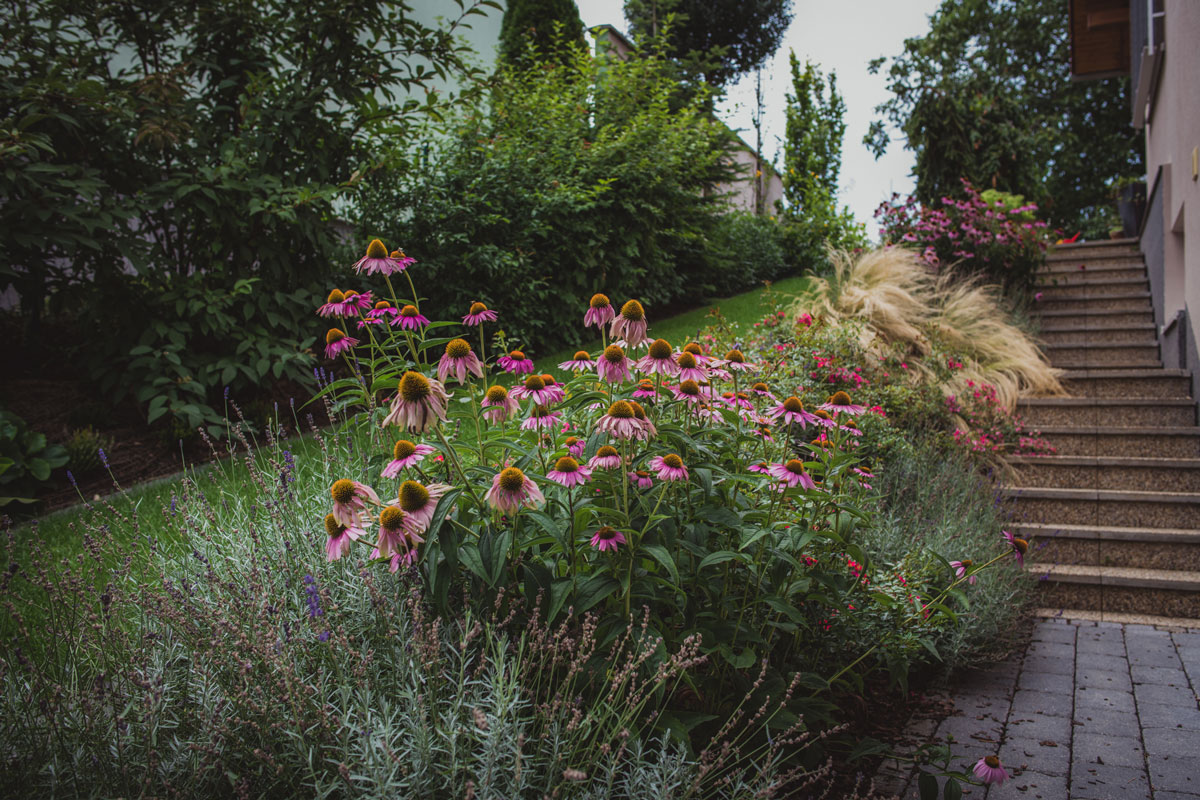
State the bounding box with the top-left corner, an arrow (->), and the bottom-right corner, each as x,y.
1031,425 -> 1200,457
1057,368 -> 1192,398
1047,239 -> 1139,258
1035,275 -> 1148,291
1035,308 -> 1155,327
1038,262 -> 1145,277
1043,343 -> 1160,368
1034,292 -> 1153,313
1015,521 -> 1200,572
1032,608 -> 1200,628
1005,485 -> 1200,528
1007,455 -> 1200,492
1017,397 -> 1197,427
1032,564 -> 1200,619
1039,324 -> 1157,346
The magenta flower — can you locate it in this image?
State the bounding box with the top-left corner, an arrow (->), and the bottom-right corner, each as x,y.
383,372 -> 450,433
588,445 -> 623,470
354,239 -> 407,276
609,300 -> 648,348
767,459 -> 816,490
559,350 -> 595,371
627,470 -> 654,489
584,293 -> 616,329
820,390 -> 866,416
481,385 -> 520,423
721,391 -> 753,411
671,380 -> 705,406
437,339 -> 485,385
366,301 -> 400,324
674,351 -> 707,383
511,374 -> 560,406
636,339 -> 680,376
628,401 -> 657,440
769,396 -> 819,428
590,525 -> 626,552
973,756 -> 1009,786
547,455 -> 593,488
597,345 -> 632,383
497,350 -> 535,375
720,349 -> 758,373
950,559 -> 977,585
317,289 -> 359,318
749,381 -> 775,399
564,436 -> 586,458
330,479 -> 380,527
325,329 -> 359,359
324,513 -> 366,562
596,400 -> 642,440
649,453 -> 688,482
486,467 -> 546,513
1003,530 -> 1028,566
382,439 -> 436,478
536,374 -> 566,404
396,304 -> 430,331
747,461 -> 771,474
633,380 -> 658,400
396,479 -> 450,535
462,301 -> 498,327
521,405 -> 562,431
373,505 -> 423,560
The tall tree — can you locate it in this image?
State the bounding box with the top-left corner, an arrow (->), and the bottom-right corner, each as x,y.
499,0 -> 586,66
623,0 -> 793,88
783,53 -> 846,207
865,0 -> 1142,236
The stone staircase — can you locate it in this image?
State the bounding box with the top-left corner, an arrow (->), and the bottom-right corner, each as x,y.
1004,238 -> 1200,621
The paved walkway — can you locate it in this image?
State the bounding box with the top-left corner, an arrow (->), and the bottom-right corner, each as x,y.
876,617 -> 1200,799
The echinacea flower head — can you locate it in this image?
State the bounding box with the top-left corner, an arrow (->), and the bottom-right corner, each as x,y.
318,288 -> 358,317
463,301 -> 498,326
682,342 -> 709,362
821,390 -> 866,416
636,338 -> 680,376
633,379 -> 658,400
481,384 -> 520,423
325,328 -> 359,359
498,349 -> 535,375
950,559 -> 977,585
722,391 -> 753,410
547,455 -> 593,488
650,453 -> 688,482
382,439 -> 436,478
537,374 -> 565,403
354,239 -> 406,276
330,479 -> 380,527
511,373 -> 558,406
396,304 -> 430,331
770,396 -> 818,428
973,756 -> 1009,786
674,351 -> 707,383
747,461 -> 771,474
389,248 -> 416,270
325,512 -> 365,562
486,466 -> 545,513
627,469 -> 654,489
397,479 -> 450,534
672,379 -> 704,406
767,459 -> 817,490
368,300 -> 401,324
522,404 -> 562,431
565,436 -> 585,457
627,400 -> 657,439
437,338 -> 485,385
590,525 -> 626,552
722,349 -> 758,372
584,293 -> 615,328
812,409 -> 836,428
374,504 -> 423,559
597,400 -> 642,440
383,371 -> 450,433
589,445 -> 622,470
559,350 -> 595,371
750,381 -> 774,398
597,344 -> 632,383
1003,530 -> 1028,566
609,300 -> 648,347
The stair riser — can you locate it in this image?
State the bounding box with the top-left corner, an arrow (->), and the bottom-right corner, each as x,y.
1038,311 -> 1154,327
1039,264 -> 1145,278
1060,375 -> 1191,398
1014,497 -> 1200,529
1035,296 -> 1152,313
1040,432 -> 1200,457
1036,582 -> 1200,618
1048,246 -> 1140,259
1018,404 -> 1196,427
1030,538 -> 1200,571
1047,347 -> 1160,368
1036,285 -> 1148,301
1009,463 -> 1200,492
1040,329 -> 1157,346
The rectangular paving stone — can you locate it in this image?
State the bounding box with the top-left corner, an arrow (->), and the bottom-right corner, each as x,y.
1072,732 -> 1146,769
1128,649 -> 1184,669
1017,670 -> 1074,694
1026,640 -> 1075,659
952,693 -> 1011,724
1077,668 -> 1133,692
1135,683 -> 1198,707
1011,689 -> 1074,718
987,769 -> 1067,800
1071,708 -> 1141,738
999,736 -> 1070,777
1075,686 -> 1136,713
1172,631 -> 1200,648
1151,793 -> 1200,800
936,714 -> 1003,747
1022,653 -> 1075,676
1130,665 -> 1190,685
1142,726 -> 1200,758
1148,753 -> 1200,794
1137,701 -> 1200,731
1076,653 -> 1128,672
1003,713 -> 1071,743
1071,762 -> 1151,799
1032,624 -> 1077,645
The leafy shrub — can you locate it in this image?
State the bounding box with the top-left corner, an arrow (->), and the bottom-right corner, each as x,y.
706,211 -> 791,296
63,427 -> 112,474
0,408 -> 67,508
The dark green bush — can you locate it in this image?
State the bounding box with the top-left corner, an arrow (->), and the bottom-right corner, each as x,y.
0,408 -> 67,508
706,211 -> 791,296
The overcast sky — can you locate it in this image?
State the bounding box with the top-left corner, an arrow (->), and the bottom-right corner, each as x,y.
573,0 -> 943,233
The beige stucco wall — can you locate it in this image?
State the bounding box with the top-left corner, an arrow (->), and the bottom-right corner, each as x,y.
1144,0 -> 1200,357
715,146 -> 786,214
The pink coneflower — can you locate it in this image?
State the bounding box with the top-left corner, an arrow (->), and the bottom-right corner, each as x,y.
672,379 -> 705,406
584,293 -> 616,329
590,525 -> 626,552
769,396 -> 819,428
354,239 -> 406,276
674,351 -> 707,383
559,350 -> 595,371
627,469 -> 654,489
633,380 -> 658,400
682,342 -> 711,364
820,390 -> 866,416
318,289 -> 358,317
547,455 -> 593,488
749,381 -> 775,399
597,345 -> 632,383
342,289 -> 373,312
721,349 -> 758,373
852,466 -> 874,489
511,374 -> 559,406
330,479 -> 380,527
767,459 -> 816,490
383,372 -> 450,433
747,461 -> 771,474
564,436 -> 585,457
973,756 -> 1009,786
649,453 -> 688,482
628,401 -> 657,440
1003,530 -> 1028,566
397,479 -> 450,534
373,505 -> 423,560
382,439 -> 436,478
597,400 -> 642,440
950,559 -> 977,585
324,513 -> 366,562
481,384 -> 519,423
588,445 -> 622,470
437,338 -> 485,385
396,304 -> 430,331
498,350 -> 535,375
377,548 -> 417,572
636,339 -> 680,376
811,409 -> 837,429
463,301 -> 498,326
367,300 -> 400,324
389,248 -> 416,271
486,466 -> 546,513
325,329 -> 358,359
610,300 -> 648,347
537,374 -> 566,404
522,404 -> 562,431
721,391 -> 753,411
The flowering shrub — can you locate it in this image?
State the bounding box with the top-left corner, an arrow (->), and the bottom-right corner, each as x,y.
875,179 -> 1050,289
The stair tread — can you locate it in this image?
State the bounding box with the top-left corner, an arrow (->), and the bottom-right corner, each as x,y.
1058,368 -> 1189,377
1002,486 -> 1200,502
1036,276 -> 1147,285
1029,425 -> 1200,435
1007,455 -> 1200,467
1038,323 -> 1157,332
1034,564 -> 1200,590
1017,396 -> 1194,406
1013,521 -> 1200,541
1036,309 -> 1155,317
1033,608 -> 1200,628
1049,238 -> 1139,250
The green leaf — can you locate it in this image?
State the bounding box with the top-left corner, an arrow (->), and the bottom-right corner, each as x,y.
639,543 -> 680,586
27,458 -> 50,481
573,573 -> 618,613
918,772 -> 939,800
698,550 -> 745,569
944,778 -> 962,800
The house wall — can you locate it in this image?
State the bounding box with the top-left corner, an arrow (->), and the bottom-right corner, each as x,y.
1141,0 -> 1200,399
714,148 -> 785,214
